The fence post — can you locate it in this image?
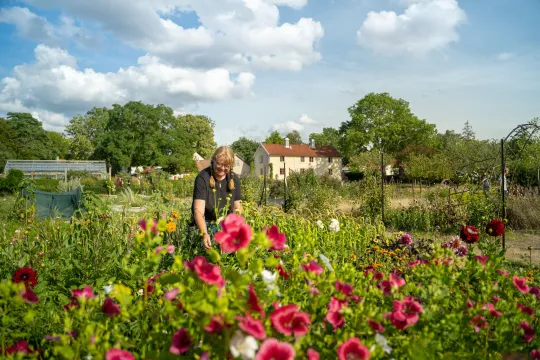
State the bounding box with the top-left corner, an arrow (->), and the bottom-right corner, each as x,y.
501,139 -> 506,250
381,151 -> 385,223
412,181 -> 415,201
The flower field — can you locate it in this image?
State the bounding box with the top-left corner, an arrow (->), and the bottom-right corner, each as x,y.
0,199 -> 539,359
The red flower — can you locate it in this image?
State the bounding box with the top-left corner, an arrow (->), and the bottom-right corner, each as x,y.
237,313 -> 267,340
496,269 -> 509,277
214,213 -> 253,253
475,256 -> 489,265
255,338 -> 295,360
325,297 -> 346,330
486,219 -> 504,236
307,349 -> 320,360
106,349 -> 135,360
5,340 -> 31,355
513,276 -> 530,294
102,297 -> 121,318
12,267 -> 37,287
517,303 -> 535,316
460,225 -> 480,244
470,315 -> 488,333
64,286 -> 95,310
335,280 -> 354,296
276,265 -> 290,279
367,319 -> 385,333
204,315 -> 224,333
270,304 -> 311,336
20,284 -> 39,303
337,337 -> 370,360
184,256 -> 225,287
170,328 -> 191,355
531,350 -> 540,360
248,284 -> 265,318
378,273 -> 406,296
483,303 -> 502,317
302,261 -> 323,275
519,321 -> 535,343
384,297 -> 423,330
266,225 -> 287,251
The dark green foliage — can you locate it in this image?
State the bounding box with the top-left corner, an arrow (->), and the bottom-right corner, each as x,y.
264,130 -> 284,144
5,169 -> 25,193
231,137 -> 259,166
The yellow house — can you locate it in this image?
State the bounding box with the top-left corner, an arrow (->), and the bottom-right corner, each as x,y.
254,138 -> 342,180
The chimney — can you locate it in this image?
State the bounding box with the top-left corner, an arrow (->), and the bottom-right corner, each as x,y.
309,138 -> 315,149
284,137 -> 290,148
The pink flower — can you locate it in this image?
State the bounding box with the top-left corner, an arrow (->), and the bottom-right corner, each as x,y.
5,340 -> 31,355
214,213 -> 253,253
139,219 -> 158,235
337,337 -> 370,360
325,297 -> 347,330
64,286 -> 95,310
496,269 -> 509,277
184,256 -> 225,287
105,349 -> 135,360
400,233 -> 412,246
266,225 -> 287,251
102,297 -> 121,318
519,321 -> 535,343
170,328 -> 191,355
307,349 -> 320,360
302,261 -> 323,275
248,284 -> 265,318
276,265 -> 290,279
483,303 -> 502,317
530,287 -> 540,300
255,338 -> 295,360
531,350 -> 540,360
166,245 -> 175,254
475,255 -> 489,265
378,273 -> 406,296
384,297 -> 423,330
367,319 -> 385,333
513,276 -> 530,294
237,313 -> 267,340
204,315 -> 224,333
492,296 -> 500,303
335,280 -> 354,296
270,304 -> 311,336
20,285 -> 39,303
165,288 -> 180,301
466,299 -> 474,309
517,303 -> 535,316
470,315 -> 488,333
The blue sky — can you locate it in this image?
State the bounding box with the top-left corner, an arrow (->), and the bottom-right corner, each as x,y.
0,0 -> 539,145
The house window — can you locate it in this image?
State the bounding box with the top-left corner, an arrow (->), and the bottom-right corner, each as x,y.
280,168 -> 285,175
280,156 -> 285,162
301,156 -> 305,162
259,155 -> 263,163
328,157 -> 332,163
235,160 -> 239,166
309,157 -> 314,162
260,168 -> 263,175
328,169 -> 333,175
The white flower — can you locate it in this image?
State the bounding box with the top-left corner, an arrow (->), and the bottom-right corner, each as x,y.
103,285 -> 114,295
319,254 -> 334,272
230,330 -> 258,359
316,220 -> 324,229
329,219 -> 340,232
375,333 -> 392,354
137,289 -> 144,296
261,270 -> 280,295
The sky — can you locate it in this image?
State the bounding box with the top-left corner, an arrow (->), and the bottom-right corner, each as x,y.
0,0 -> 539,145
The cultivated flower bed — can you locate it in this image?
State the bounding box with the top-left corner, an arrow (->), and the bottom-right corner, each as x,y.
0,207 -> 539,359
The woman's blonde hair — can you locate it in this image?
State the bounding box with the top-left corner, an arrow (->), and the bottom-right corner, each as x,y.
209,146 -> 236,190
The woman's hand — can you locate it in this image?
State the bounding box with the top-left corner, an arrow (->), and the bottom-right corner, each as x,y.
202,233 -> 212,250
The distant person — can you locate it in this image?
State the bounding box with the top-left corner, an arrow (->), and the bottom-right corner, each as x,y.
498,168 -> 509,197
481,174 -> 490,193
191,146 -> 243,250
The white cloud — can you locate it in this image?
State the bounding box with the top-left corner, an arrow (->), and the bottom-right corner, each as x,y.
497,52 -> 515,61
0,7 -> 58,44
357,0 -> 466,56
0,45 -> 255,129
270,113 -> 318,135
298,113 -> 317,124
20,0 -> 323,71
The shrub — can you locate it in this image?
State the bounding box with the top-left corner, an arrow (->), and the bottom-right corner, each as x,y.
82,179 -> 108,194
507,195 -> 540,230
5,169 -> 25,193
33,179 -> 60,192
67,170 -> 93,180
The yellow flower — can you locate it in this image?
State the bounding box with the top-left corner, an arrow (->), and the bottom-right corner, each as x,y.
372,263 -> 383,268
350,254 -> 357,261
171,210 -> 180,219
166,222 -> 177,233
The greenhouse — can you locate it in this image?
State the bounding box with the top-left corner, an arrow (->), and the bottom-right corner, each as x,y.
4,159 -> 108,179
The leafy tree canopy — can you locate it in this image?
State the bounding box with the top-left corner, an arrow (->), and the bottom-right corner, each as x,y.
285,130 -> 303,145
264,130 -> 284,145
231,137 -> 259,165
178,114 -> 216,158
309,127 -> 340,149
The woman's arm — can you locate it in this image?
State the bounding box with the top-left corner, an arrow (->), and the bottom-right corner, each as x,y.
194,199 -> 212,249
233,200 -> 243,214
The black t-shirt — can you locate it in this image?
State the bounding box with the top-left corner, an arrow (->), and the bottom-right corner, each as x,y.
191,167 -> 242,223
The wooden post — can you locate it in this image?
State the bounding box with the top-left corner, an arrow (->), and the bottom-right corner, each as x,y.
381,151 -> 385,223
412,181 -> 415,201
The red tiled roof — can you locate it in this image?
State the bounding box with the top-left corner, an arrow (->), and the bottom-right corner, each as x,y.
262,144 -> 341,157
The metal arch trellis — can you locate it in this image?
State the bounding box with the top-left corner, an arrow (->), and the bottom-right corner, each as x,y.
500,120 -> 540,249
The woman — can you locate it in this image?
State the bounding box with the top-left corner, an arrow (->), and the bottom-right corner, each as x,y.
191,146 -> 242,250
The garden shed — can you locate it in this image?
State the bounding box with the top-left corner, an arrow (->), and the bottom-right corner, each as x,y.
4,160 -> 107,179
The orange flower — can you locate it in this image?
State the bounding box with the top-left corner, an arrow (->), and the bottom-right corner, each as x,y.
166,222 -> 176,233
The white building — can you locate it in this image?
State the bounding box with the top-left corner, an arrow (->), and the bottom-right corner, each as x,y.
254,138 -> 342,180
195,154 -> 251,178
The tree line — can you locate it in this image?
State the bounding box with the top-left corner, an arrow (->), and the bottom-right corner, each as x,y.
1,93 -> 538,185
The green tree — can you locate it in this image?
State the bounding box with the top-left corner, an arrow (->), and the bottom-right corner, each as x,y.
47,131 -> 70,159
264,130 -> 284,144
178,114 -> 216,158
309,127 -> 340,148
65,107 -> 108,159
462,121 -> 475,140
231,137 -> 259,165
339,93 -> 438,158
0,118 -> 15,171
162,116 -> 197,174
285,130 -> 303,145
5,112 -> 53,160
